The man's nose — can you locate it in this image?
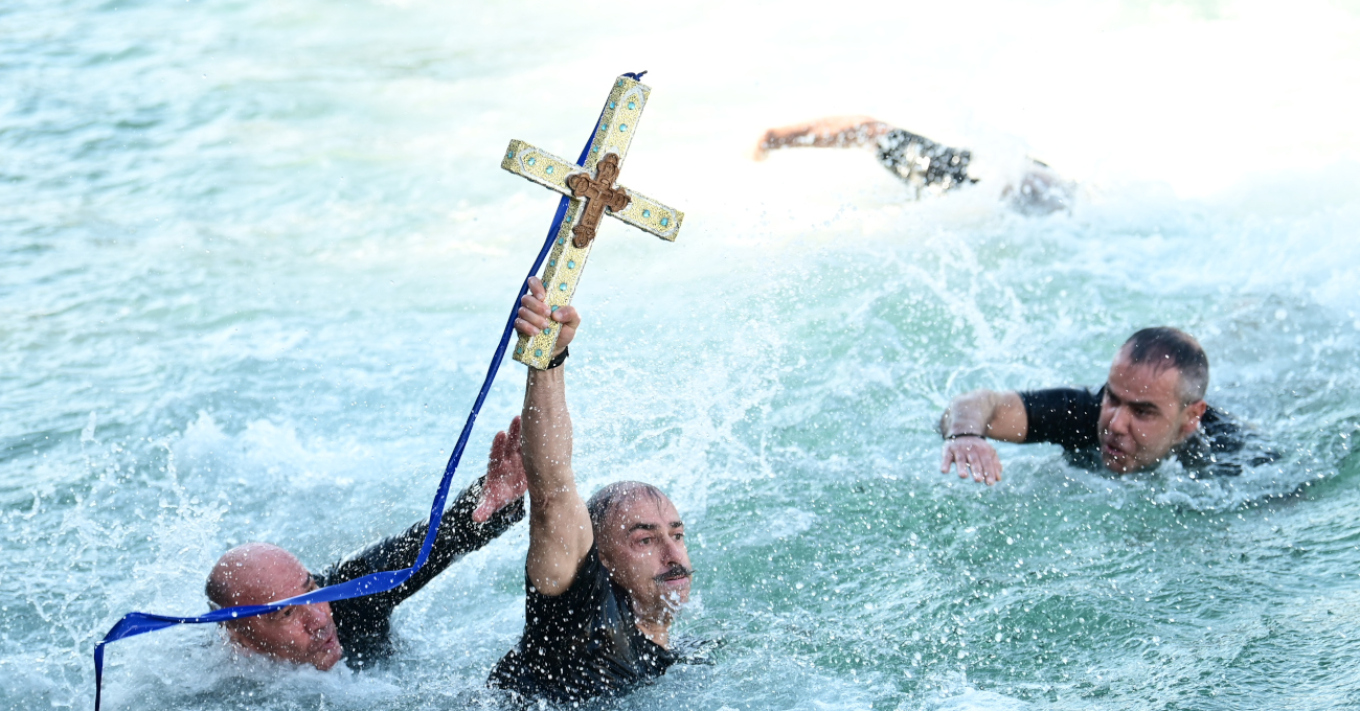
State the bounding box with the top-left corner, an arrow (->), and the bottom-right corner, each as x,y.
302,604 -> 328,631
1107,405 -> 1130,434
660,536 -> 685,566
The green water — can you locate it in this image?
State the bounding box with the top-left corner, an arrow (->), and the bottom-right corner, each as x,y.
3,1 -> 1360,709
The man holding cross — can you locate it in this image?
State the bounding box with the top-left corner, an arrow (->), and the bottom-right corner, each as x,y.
488,278 -> 694,703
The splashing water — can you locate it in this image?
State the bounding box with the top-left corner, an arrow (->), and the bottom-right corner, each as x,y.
3,1 -> 1360,710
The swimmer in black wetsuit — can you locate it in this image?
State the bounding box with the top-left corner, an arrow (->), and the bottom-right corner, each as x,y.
203,419 -> 528,671
753,115 -> 1074,214
938,327 -> 1275,484
487,277 -> 696,704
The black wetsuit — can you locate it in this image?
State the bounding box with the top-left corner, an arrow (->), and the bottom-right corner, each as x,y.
875,129 -> 973,193
1020,386 -> 1277,476
313,476 -> 524,669
488,545 -> 680,703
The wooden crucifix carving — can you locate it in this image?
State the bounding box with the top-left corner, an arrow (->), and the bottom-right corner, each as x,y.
500,74 -> 685,369
565,153 -> 630,248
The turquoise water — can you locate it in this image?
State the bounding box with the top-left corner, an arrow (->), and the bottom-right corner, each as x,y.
4,1 -> 1360,709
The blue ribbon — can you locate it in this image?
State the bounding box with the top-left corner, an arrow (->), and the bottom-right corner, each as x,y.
91,70 -> 648,711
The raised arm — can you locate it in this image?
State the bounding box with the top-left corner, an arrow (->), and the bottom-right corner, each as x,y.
319,417 -> 529,610
753,115 -> 894,160
514,277 -> 591,596
937,390 -> 1028,486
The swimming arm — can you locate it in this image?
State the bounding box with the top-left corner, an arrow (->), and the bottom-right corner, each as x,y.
753,116 -> 894,160
937,390 -> 1028,486
320,472 -> 525,610
514,277 -> 591,597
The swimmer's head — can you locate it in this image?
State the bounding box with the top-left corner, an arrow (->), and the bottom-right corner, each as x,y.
205,543 -> 343,671
588,481 -> 692,622
1098,327 -> 1210,473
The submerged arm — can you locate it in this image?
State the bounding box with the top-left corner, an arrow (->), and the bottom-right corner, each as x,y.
515,278 -> 591,596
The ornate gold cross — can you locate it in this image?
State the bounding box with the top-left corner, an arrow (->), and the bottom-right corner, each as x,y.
501,74 -> 684,369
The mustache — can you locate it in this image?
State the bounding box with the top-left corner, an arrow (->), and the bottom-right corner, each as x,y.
654,564 -> 693,583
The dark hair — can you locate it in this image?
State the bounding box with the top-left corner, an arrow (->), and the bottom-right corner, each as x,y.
205,575 -> 228,611
586,481 -> 669,532
1121,327 -> 1209,404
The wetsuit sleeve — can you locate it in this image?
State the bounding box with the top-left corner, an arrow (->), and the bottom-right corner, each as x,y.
321,475 -> 525,610
1018,388 -> 1102,451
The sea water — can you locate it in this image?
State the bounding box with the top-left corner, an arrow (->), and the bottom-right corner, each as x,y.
3,0 -> 1360,709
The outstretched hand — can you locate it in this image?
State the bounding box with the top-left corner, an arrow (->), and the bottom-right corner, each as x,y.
940,436 -> 1004,486
752,130 -> 774,161
473,416 -> 528,522
514,276 -> 580,357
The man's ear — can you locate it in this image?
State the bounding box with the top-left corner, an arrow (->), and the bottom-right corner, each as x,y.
596,539 -> 616,574
1177,400 -> 1208,442
222,620 -> 247,648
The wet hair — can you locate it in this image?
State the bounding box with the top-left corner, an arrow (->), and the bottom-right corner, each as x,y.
586,481 -> 669,533
1120,327 -> 1209,405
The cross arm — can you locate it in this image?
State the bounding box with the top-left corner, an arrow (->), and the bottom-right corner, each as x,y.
612,188 -> 683,242
501,140 -> 584,197
502,139 -> 683,242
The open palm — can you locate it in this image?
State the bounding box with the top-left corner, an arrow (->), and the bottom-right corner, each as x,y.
473,416 -> 528,522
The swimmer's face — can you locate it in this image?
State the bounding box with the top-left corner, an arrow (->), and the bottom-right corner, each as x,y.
209,544 -> 343,671
1098,349 -> 1206,473
596,491 -> 692,621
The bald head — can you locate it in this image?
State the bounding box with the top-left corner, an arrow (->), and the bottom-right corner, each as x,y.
206,542 -> 308,611
205,542 -> 343,670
